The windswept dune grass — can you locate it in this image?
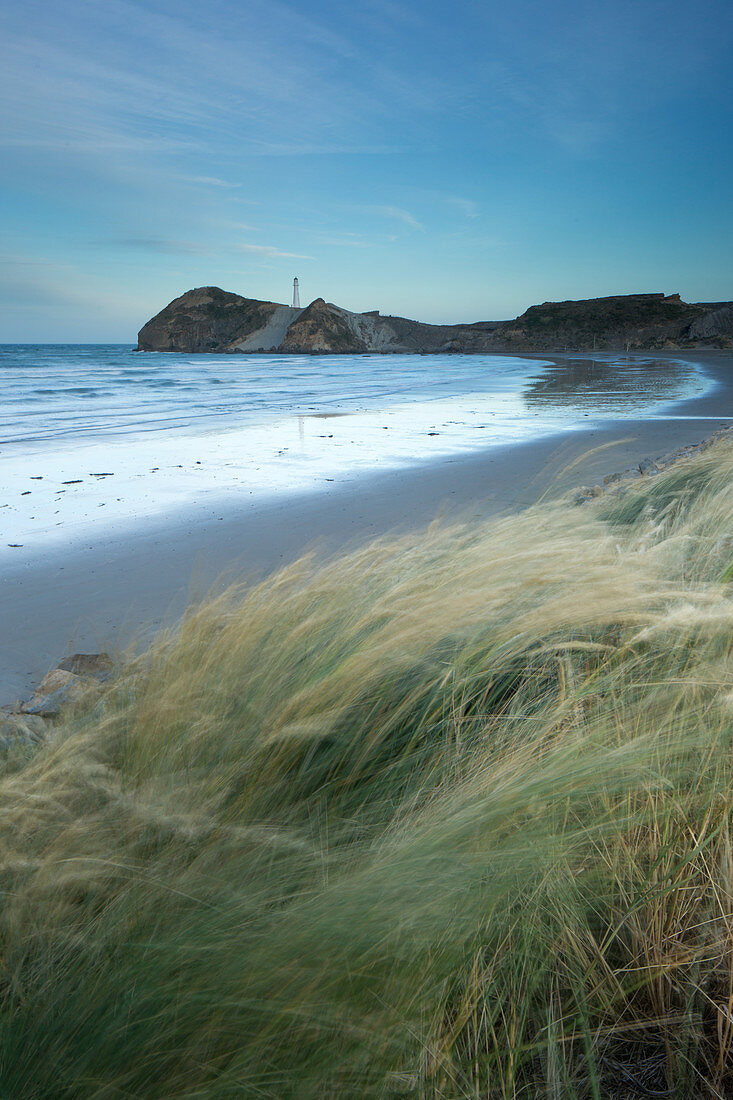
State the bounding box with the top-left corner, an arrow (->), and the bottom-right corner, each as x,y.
3,440 -> 733,1097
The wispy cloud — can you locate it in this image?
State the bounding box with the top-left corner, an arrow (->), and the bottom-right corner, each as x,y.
446,196 -> 480,219
182,175 -> 242,189
237,243 -> 313,260
0,253 -> 70,268
105,238 -> 210,255
221,222 -> 261,232
250,141 -> 394,157
311,237 -> 373,249
372,205 -> 425,231
0,0 -> 409,166
301,229 -> 373,249
0,253 -> 149,316
99,237 -> 312,261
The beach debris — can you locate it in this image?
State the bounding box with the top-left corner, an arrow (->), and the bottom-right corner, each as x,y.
7,544 -> 23,548
90,472 -> 114,478
21,491 -> 31,496
62,479 -> 83,485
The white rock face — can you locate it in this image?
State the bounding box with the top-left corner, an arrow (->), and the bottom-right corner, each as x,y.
235,305 -> 304,351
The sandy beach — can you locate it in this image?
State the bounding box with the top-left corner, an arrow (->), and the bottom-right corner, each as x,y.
2,349 -> 732,703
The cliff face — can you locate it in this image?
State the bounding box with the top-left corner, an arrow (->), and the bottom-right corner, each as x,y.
137,289 -> 733,353
137,287 -> 283,352
687,305 -> 733,341
279,299 -> 370,353
274,299 -> 504,353
492,293 -> 719,351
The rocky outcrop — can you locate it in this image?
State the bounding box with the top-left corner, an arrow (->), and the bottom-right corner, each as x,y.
20,668 -> 90,717
138,289 -> 733,353
686,305 -> 733,342
279,300 -> 502,354
235,304 -> 303,351
0,711 -> 48,750
492,293 -> 728,351
1,653 -> 114,749
280,299 -> 371,353
137,287 -> 284,352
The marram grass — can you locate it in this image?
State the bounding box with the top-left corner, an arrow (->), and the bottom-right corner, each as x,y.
3,441 -> 733,1097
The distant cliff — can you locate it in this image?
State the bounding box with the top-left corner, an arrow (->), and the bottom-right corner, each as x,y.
136,287 -> 302,353
137,289 -> 733,353
495,293 -> 733,351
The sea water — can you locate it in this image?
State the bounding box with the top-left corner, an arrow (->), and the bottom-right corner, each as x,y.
0,346 -> 711,557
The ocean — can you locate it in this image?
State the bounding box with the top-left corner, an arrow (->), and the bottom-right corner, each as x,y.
0,346 -> 711,557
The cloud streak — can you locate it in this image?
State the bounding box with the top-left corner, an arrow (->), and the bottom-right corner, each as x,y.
446,197 -> 480,219
93,237 -> 313,261
237,243 -> 313,260
0,0 -> 421,167
183,175 -> 242,189
105,238 -> 211,255
372,205 -> 425,231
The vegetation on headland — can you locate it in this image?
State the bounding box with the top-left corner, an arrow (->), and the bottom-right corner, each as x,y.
137,286 -> 733,353
3,440 -> 733,1096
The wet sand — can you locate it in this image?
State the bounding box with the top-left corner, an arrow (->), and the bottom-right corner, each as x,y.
2,350 -> 732,702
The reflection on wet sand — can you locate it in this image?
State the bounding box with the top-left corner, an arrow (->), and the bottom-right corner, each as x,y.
523,357 -> 699,417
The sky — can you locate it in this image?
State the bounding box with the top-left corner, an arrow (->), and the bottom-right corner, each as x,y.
1,0 -> 732,341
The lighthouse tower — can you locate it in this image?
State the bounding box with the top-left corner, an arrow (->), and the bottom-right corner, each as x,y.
292,277 -> 300,309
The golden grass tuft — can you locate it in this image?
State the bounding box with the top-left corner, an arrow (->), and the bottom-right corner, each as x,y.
1,439 -> 733,1095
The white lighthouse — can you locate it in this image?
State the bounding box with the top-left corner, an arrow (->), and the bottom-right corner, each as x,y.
292,277 -> 300,309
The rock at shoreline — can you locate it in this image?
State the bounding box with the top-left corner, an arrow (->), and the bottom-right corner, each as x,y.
0,711 -> 48,748
0,652 -> 114,750
137,289 -> 733,354
21,668 -> 89,717
57,653 -> 114,679
571,426 -> 732,506
17,652 -> 113,720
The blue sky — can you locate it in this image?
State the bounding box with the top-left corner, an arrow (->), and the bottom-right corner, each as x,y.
1,0 -> 732,340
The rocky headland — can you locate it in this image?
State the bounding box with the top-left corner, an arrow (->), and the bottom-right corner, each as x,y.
137,288 -> 733,354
